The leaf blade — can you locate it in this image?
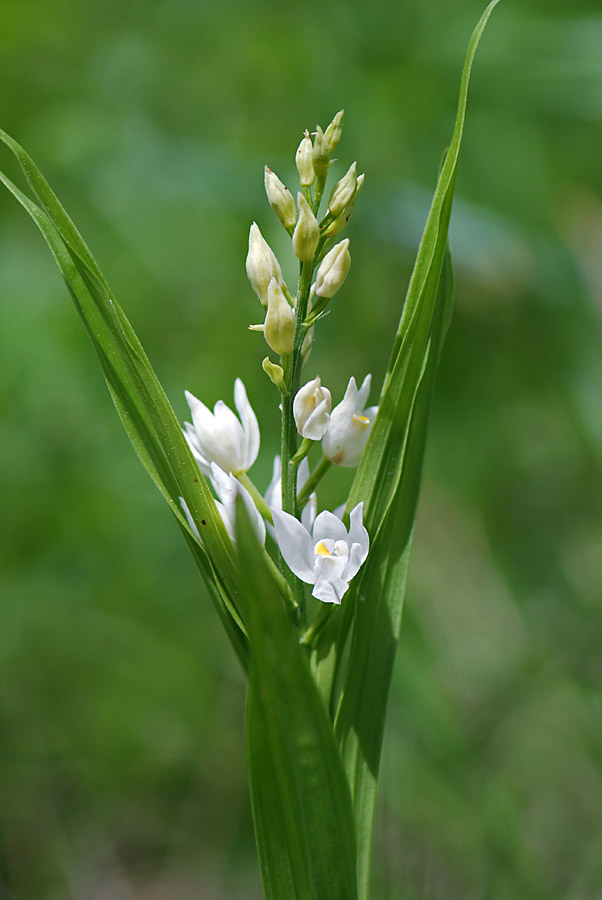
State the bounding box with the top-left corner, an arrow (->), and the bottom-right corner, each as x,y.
236,498 -> 358,900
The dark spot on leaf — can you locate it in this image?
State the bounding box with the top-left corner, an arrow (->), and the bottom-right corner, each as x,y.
201,520 -> 206,526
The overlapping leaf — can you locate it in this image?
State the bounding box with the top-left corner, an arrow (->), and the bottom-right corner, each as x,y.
0,133 -> 248,667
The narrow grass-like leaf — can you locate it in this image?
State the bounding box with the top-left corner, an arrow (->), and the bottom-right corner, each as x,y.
347,0 -> 500,535
329,8 -> 499,892
336,250 -> 452,899
0,151 -> 248,666
236,497 -> 358,900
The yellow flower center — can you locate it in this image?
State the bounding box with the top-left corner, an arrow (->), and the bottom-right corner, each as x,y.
315,541 -> 333,558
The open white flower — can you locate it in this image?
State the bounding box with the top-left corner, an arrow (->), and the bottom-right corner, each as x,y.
272,502 -> 369,604
322,375 -> 377,467
184,378 -> 259,476
265,456 -> 316,533
181,463 -> 265,546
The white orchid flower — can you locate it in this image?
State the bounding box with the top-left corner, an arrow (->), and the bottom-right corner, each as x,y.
322,375 -> 378,467
184,378 -> 260,476
265,455 -> 316,533
181,463 -> 265,546
293,376 -> 332,440
272,502 -> 369,605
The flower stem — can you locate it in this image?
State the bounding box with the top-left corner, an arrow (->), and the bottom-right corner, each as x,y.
297,455 -> 332,509
236,472 -> 273,525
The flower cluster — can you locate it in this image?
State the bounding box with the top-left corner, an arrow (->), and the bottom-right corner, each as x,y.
182,112 -> 377,605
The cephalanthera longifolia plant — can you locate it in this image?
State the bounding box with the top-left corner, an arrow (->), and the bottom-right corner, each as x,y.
0,3 -> 499,897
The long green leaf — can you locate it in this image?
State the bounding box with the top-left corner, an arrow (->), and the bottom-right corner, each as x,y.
331,8 -> 498,896
236,497 -> 358,900
336,249 -> 453,898
347,0 -> 500,536
0,149 -> 249,666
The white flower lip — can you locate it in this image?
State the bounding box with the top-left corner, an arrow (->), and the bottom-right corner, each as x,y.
322,374 -> 377,468
271,501 -> 369,604
184,378 -> 260,476
293,376 -> 332,440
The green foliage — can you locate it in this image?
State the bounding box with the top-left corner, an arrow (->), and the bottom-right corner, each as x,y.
1,0 -> 602,898
237,497 -> 358,900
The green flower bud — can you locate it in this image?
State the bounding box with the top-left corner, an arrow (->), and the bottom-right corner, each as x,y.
324,109 -> 344,153
262,357 -> 286,391
315,239 -> 351,298
328,162 -> 358,217
264,167 -> 297,231
323,173 -> 365,237
292,193 -> 320,262
312,125 -> 331,178
295,130 -> 315,187
265,277 -> 295,355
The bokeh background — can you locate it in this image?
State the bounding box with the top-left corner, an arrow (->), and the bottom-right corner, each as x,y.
1,0 -> 601,897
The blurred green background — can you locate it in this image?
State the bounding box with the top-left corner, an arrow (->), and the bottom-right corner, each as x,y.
1,0 -> 601,897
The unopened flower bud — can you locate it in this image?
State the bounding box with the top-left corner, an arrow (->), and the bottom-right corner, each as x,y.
312,126 -> 331,178
295,131 -> 315,187
264,167 -> 297,231
293,376 -> 332,440
262,357 -> 286,391
265,278 -> 295,355
328,162 -> 358,217
324,109 -> 344,152
292,193 -> 320,262
315,239 -> 351,299
323,173 -> 365,238
246,222 -> 282,306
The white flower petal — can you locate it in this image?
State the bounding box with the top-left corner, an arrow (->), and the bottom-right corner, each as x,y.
312,509 -> 348,546
347,502 -> 370,561
234,377 -> 260,469
301,397 -> 331,440
272,508 -> 315,583
322,375 -> 377,467
211,463 -> 265,545
344,542 -> 366,582
264,455 -> 282,511
184,380 -> 259,475
356,374 -> 372,409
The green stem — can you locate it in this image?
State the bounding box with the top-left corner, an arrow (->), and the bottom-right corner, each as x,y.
236,472 -> 273,525
290,437 -> 313,466
313,174 -> 327,216
297,455 -> 332,509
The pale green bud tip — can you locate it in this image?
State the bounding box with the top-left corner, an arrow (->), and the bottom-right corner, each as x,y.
292,192 -> 320,262
246,222 -> 283,306
262,357 -> 286,390
323,173 -> 365,237
312,125 -> 331,178
324,109 -> 344,153
264,167 -> 297,230
315,239 -> 351,299
295,130 -> 315,187
265,277 -> 295,355
328,162 -> 358,217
